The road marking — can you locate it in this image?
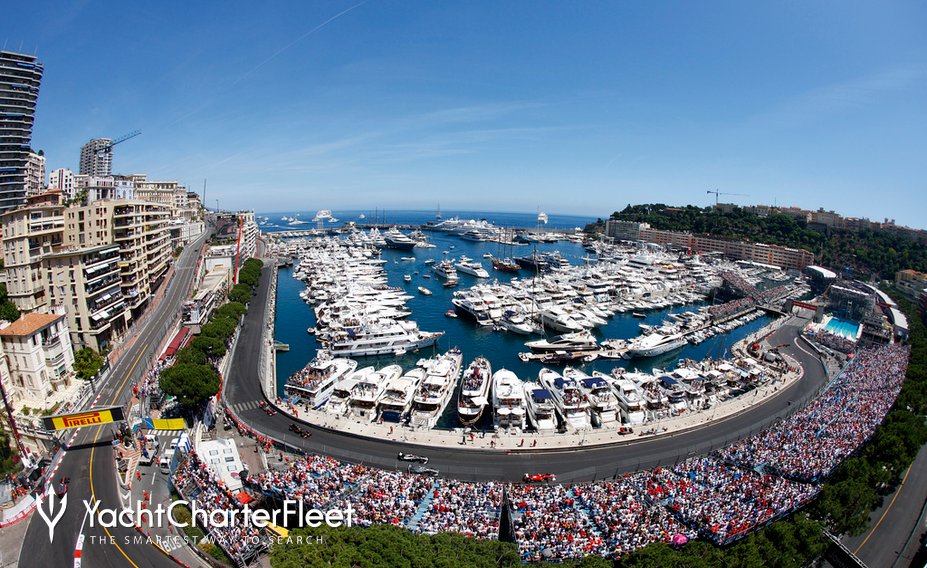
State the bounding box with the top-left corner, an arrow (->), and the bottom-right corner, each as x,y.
87,342 -> 149,568
854,462 -> 913,554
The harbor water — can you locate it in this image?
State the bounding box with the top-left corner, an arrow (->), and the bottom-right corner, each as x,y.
269,212 -> 774,430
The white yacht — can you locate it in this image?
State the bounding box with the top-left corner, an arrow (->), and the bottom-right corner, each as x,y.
455,258 -> 490,278
626,332 -> 688,358
457,356 -> 492,426
322,320 -> 443,357
523,381 -> 558,432
377,368 -> 426,423
346,364 -> 402,422
417,286 -> 432,296
285,358 -> 358,409
525,331 -> 598,352
492,368 -> 526,430
599,372 -> 647,425
538,368 -> 591,430
565,368 -> 619,428
501,312 -> 538,335
325,366 -> 374,416
539,307 -> 585,333
432,259 -> 458,280
409,349 -> 463,429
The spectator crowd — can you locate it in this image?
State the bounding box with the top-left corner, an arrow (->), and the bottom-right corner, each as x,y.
174,342 -> 907,562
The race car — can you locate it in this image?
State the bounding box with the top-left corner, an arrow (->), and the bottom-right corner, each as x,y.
397,452 -> 429,464
523,473 -> 557,483
408,464 -> 440,477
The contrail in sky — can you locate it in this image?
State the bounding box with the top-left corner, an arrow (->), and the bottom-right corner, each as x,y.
229,0 -> 370,88
163,0 -> 368,129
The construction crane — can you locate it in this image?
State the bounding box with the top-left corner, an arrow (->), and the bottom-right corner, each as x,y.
707,189 -> 748,206
95,130 -> 142,155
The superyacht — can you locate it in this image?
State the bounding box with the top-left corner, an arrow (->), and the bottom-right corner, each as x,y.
457,356 -> 492,426
409,349 -> 464,429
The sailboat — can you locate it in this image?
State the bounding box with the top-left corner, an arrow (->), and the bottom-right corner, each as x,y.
436,204 -> 442,220
492,227 -> 520,272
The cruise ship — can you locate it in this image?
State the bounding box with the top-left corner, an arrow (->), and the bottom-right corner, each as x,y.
538,368 -> 591,430
626,332 -> 688,358
457,356 -> 492,426
432,259 -> 458,280
284,357 -> 358,409
523,381 -> 558,432
455,258 -> 490,278
325,366 -> 374,416
346,364 -> 402,422
525,331 -> 598,352
322,320 -> 443,357
384,229 -> 417,251
492,368 -> 526,430
377,368 -> 426,423
409,349 -> 463,429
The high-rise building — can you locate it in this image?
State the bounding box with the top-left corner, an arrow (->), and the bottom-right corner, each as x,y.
47,167 -> 75,200
0,51 -> 44,213
79,138 -> 113,176
25,150 -> 45,195
0,192 -> 65,312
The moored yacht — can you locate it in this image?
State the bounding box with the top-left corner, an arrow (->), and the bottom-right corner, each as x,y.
626,332 -> 687,358
525,331 -> 598,352
457,356 -> 492,426
523,381 -> 557,432
538,368 -> 591,430
285,357 -> 358,409
455,258 -> 490,278
539,307 -> 584,333
409,349 -> 463,429
325,366 -> 374,416
346,364 -> 402,422
566,368 -> 620,428
322,320 -> 443,357
377,368 -> 426,423
492,368 -> 526,430
599,372 -> 647,425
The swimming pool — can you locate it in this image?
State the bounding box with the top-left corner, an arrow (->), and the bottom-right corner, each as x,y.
824,317 -> 860,340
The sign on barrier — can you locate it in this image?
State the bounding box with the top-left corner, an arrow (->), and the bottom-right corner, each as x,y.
41,406 -> 125,431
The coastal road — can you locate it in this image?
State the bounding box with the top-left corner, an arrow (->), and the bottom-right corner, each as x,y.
225,263 -> 832,482
21,233 -> 207,568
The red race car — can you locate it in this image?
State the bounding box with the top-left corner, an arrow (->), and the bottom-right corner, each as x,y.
523,473 -> 557,483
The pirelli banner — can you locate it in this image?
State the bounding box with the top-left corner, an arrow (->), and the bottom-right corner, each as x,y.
42,406 -> 126,431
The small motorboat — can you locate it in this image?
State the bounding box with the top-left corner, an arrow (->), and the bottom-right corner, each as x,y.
445,310 -> 458,318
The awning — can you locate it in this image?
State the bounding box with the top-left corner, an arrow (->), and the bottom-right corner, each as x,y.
164,327 -> 192,357
237,491 -> 254,504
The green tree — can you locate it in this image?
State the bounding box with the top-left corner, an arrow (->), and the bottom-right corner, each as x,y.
159,363 -> 220,407
201,318 -> 236,342
270,524 -> 519,568
228,283 -> 253,304
73,347 -> 105,381
190,335 -> 227,359
175,346 -> 208,367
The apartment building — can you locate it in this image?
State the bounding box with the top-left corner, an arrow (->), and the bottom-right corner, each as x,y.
42,244 -> 127,351
0,192 -> 65,312
25,150 -> 46,196
0,51 -> 44,214
605,220 -> 650,241
0,311 -> 74,406
64,200 -> 171,317
895,269 -> 927,304
79,138 -> 113,177
47,168 -> 75,200
73,174 -> 135,202
636,226 -> 815,270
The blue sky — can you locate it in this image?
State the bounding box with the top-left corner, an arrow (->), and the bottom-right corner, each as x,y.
4,1 -> 926,226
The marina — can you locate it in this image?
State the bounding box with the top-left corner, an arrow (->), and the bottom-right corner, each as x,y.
269,211 -> 810,435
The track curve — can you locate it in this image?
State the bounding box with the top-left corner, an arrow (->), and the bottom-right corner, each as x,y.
224,264 -> 829,483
